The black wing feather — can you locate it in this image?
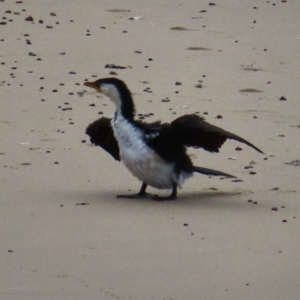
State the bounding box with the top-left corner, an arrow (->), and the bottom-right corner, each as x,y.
85,117 -> 120,161
171,114 -> 264,154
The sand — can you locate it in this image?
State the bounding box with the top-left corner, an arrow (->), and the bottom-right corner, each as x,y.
1,0 -> 300,299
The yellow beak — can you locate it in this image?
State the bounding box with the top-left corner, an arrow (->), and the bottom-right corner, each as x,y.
84,81 -> 101,92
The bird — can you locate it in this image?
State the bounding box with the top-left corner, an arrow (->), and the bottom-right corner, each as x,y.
84,77 -> 263,200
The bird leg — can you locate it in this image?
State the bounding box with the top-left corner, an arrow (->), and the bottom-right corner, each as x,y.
152,183 -> 177,201
117,183 -> 153,199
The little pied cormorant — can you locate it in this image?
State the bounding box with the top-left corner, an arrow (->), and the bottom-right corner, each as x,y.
84,78 -> 263,200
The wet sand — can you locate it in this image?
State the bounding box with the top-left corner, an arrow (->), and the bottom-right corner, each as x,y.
1,1 -> 300,299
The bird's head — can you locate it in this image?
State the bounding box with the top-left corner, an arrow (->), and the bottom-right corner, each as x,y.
84,77 -> 136,120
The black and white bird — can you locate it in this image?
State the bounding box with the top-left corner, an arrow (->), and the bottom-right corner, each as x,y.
84,78 -> 263,200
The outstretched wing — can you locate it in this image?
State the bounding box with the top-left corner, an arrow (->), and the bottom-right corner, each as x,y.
85,117 -> 120,161
171,114 -> 264,154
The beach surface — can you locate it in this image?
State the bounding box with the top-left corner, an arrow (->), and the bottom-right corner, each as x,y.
1,0 -> 300,299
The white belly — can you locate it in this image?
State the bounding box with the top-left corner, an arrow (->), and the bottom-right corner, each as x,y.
120,144 -> 176,189
112,114 -> 183,189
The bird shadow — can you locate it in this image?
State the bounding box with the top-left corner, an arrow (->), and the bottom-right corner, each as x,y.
69,188 -> 253,211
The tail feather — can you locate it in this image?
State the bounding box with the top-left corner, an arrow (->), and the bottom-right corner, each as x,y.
193,166 -> 236,178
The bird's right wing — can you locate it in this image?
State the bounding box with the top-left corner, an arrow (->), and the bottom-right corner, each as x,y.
85,117 -> 120,161
171,114 -> 264,154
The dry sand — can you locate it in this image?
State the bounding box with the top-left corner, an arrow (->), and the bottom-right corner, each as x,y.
1,0 -> 300,299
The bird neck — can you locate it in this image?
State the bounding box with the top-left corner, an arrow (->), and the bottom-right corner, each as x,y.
113,86 -> 136,122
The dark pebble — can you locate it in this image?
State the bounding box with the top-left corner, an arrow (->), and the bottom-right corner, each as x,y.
25,16 -> 33,21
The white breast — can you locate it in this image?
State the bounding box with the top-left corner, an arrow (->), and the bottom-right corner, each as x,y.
111,114 -> 182,189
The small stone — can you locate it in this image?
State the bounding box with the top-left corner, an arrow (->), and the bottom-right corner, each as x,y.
235,147 -> 242,151
50,12 -> 56,16
271,207 -> 278,211
175,81 -> 182,85
25,15 -> 33,21
279,96 -> 286,101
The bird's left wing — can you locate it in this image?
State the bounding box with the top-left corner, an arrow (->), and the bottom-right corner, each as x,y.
171,114 -> 263,154
85,117 -> 120,161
